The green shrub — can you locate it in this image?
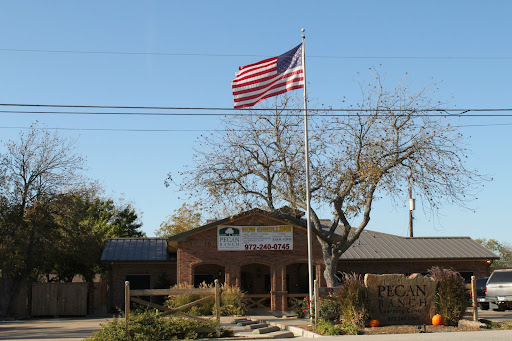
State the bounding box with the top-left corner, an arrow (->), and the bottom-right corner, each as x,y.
86,309 -> 231,341
165,282 -> 215,316
289,296 -> 311,318
314,319 -> 359,335
290,293 -> 341,321
315,319 -> 343,335
335,272 -> 368,328
217,283 -> 247,316
429,266 -> 467,326
318,294 -> 341,321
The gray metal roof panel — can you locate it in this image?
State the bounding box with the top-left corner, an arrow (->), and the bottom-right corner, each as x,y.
340,230 -> 498,260
101,238 -> 169,262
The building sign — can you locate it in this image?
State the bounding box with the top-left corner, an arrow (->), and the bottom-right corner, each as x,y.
217,225 -> 293,251
364,274 -> 436,325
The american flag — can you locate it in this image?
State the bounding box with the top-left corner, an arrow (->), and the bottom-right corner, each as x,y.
232,44 -> 305,109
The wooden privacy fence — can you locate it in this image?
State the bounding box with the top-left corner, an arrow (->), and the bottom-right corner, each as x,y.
32,282 -> 87,316
125,279 -> 220,336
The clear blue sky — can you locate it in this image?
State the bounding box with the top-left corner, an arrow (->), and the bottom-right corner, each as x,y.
1,1 -> 511,243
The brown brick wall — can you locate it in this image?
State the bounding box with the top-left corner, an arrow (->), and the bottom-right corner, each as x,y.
176,215 -> 325,286
109,262 -> 176,310
107,213 -> 492,312
173,213 -> 491,310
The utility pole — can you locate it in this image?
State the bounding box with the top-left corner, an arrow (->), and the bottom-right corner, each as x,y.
408,185 -> 415,237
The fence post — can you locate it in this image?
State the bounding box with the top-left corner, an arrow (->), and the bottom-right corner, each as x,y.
471,276 -> 478,321
125,281 -> 130,336
215,279 -> 221,337
314,279 -> 319,326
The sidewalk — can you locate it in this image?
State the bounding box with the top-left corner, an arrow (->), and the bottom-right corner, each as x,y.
220,314 -> 317,339
225,313 -> 512,340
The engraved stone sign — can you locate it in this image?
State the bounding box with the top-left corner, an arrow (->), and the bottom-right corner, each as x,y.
364,273 -> 436,325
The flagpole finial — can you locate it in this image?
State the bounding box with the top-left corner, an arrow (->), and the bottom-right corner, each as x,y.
302,28 -> 305,39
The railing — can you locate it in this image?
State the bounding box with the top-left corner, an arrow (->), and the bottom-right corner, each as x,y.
287,293 -> 308,311
245,294 -> 271,310
124,279 -> 220,336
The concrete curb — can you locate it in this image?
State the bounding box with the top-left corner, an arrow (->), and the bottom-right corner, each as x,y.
260,319 -> 322,338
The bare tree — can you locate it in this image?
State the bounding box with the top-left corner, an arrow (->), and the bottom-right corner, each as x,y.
0,125 -> 85,316
177,75 -> 485,287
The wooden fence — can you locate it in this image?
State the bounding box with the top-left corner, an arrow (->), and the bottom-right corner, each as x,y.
125,279 -> 221,336
31,282 -> 88,316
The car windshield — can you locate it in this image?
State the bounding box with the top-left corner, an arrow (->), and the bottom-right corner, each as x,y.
489,271 -> 512,284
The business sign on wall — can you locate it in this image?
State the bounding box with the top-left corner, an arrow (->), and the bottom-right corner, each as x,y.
217,225 -> 293,251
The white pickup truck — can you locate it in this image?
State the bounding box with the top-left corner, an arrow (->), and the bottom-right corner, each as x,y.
485,269 -> 512,311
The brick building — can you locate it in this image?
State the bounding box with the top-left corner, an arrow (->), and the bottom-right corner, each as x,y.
102,208 -> 497,311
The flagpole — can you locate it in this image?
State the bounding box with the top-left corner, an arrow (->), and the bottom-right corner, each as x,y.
301,28 -> 314,319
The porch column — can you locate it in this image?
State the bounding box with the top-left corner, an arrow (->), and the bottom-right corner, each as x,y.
271,263 -> 287,311
225,263 -> 240,288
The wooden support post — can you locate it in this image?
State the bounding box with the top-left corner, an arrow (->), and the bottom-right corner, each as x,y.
471,276 -> 478,321
314,279 -> 319,326
215,279 -> 221,337
125,281 -> 130,335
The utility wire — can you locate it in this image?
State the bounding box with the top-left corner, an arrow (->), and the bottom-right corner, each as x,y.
1,104 -> 512,116
1,48 -> 512,60
2,109 -> 512,117
0,122 -> 510,133
2,103 -> 512,112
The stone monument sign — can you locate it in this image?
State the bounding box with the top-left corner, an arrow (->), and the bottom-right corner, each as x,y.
364,273 -> 436,325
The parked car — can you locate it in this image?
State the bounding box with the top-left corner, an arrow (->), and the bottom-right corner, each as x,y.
485,269 -> 512,311
473,277 -> 489,310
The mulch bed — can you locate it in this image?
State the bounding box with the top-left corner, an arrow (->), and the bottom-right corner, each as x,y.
364,324 -> 484,335
301,323 -> 503,335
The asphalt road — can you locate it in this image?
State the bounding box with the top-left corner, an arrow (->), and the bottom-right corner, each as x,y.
0,316 -> 108,341
477,308 -> 512,322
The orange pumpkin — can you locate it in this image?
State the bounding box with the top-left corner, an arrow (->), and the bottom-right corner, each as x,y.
432,314 -> 444,326
369,319 -> 380,327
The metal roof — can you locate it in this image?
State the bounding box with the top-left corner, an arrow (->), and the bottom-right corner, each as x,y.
170,209 -> 497,261
101,238 -> 171,262
108,209 -> 497,262
340,229 -> 498,260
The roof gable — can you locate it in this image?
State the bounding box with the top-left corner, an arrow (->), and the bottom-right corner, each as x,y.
168,208 -> 306,242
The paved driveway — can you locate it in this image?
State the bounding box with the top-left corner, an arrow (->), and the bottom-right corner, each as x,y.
477,309 -> 512,322
0,316 -> 109,341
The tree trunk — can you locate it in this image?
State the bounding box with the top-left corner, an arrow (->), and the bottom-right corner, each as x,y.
319,238 -> 340,287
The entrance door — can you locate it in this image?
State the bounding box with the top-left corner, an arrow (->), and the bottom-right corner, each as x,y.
241,263 -> 271,310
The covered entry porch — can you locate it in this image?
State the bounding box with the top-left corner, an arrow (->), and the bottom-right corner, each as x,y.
185,260 -> 320,311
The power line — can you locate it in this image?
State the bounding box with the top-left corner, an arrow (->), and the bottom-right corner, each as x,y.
1,103 -> 512,116
3,103 -> 512,111
1,48 -> 512,61
0,122 -> 510,133
4,109 -> 512,117
0,126 -> 216,132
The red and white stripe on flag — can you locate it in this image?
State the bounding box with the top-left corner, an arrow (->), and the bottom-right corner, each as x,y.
232,44 -> 304,109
